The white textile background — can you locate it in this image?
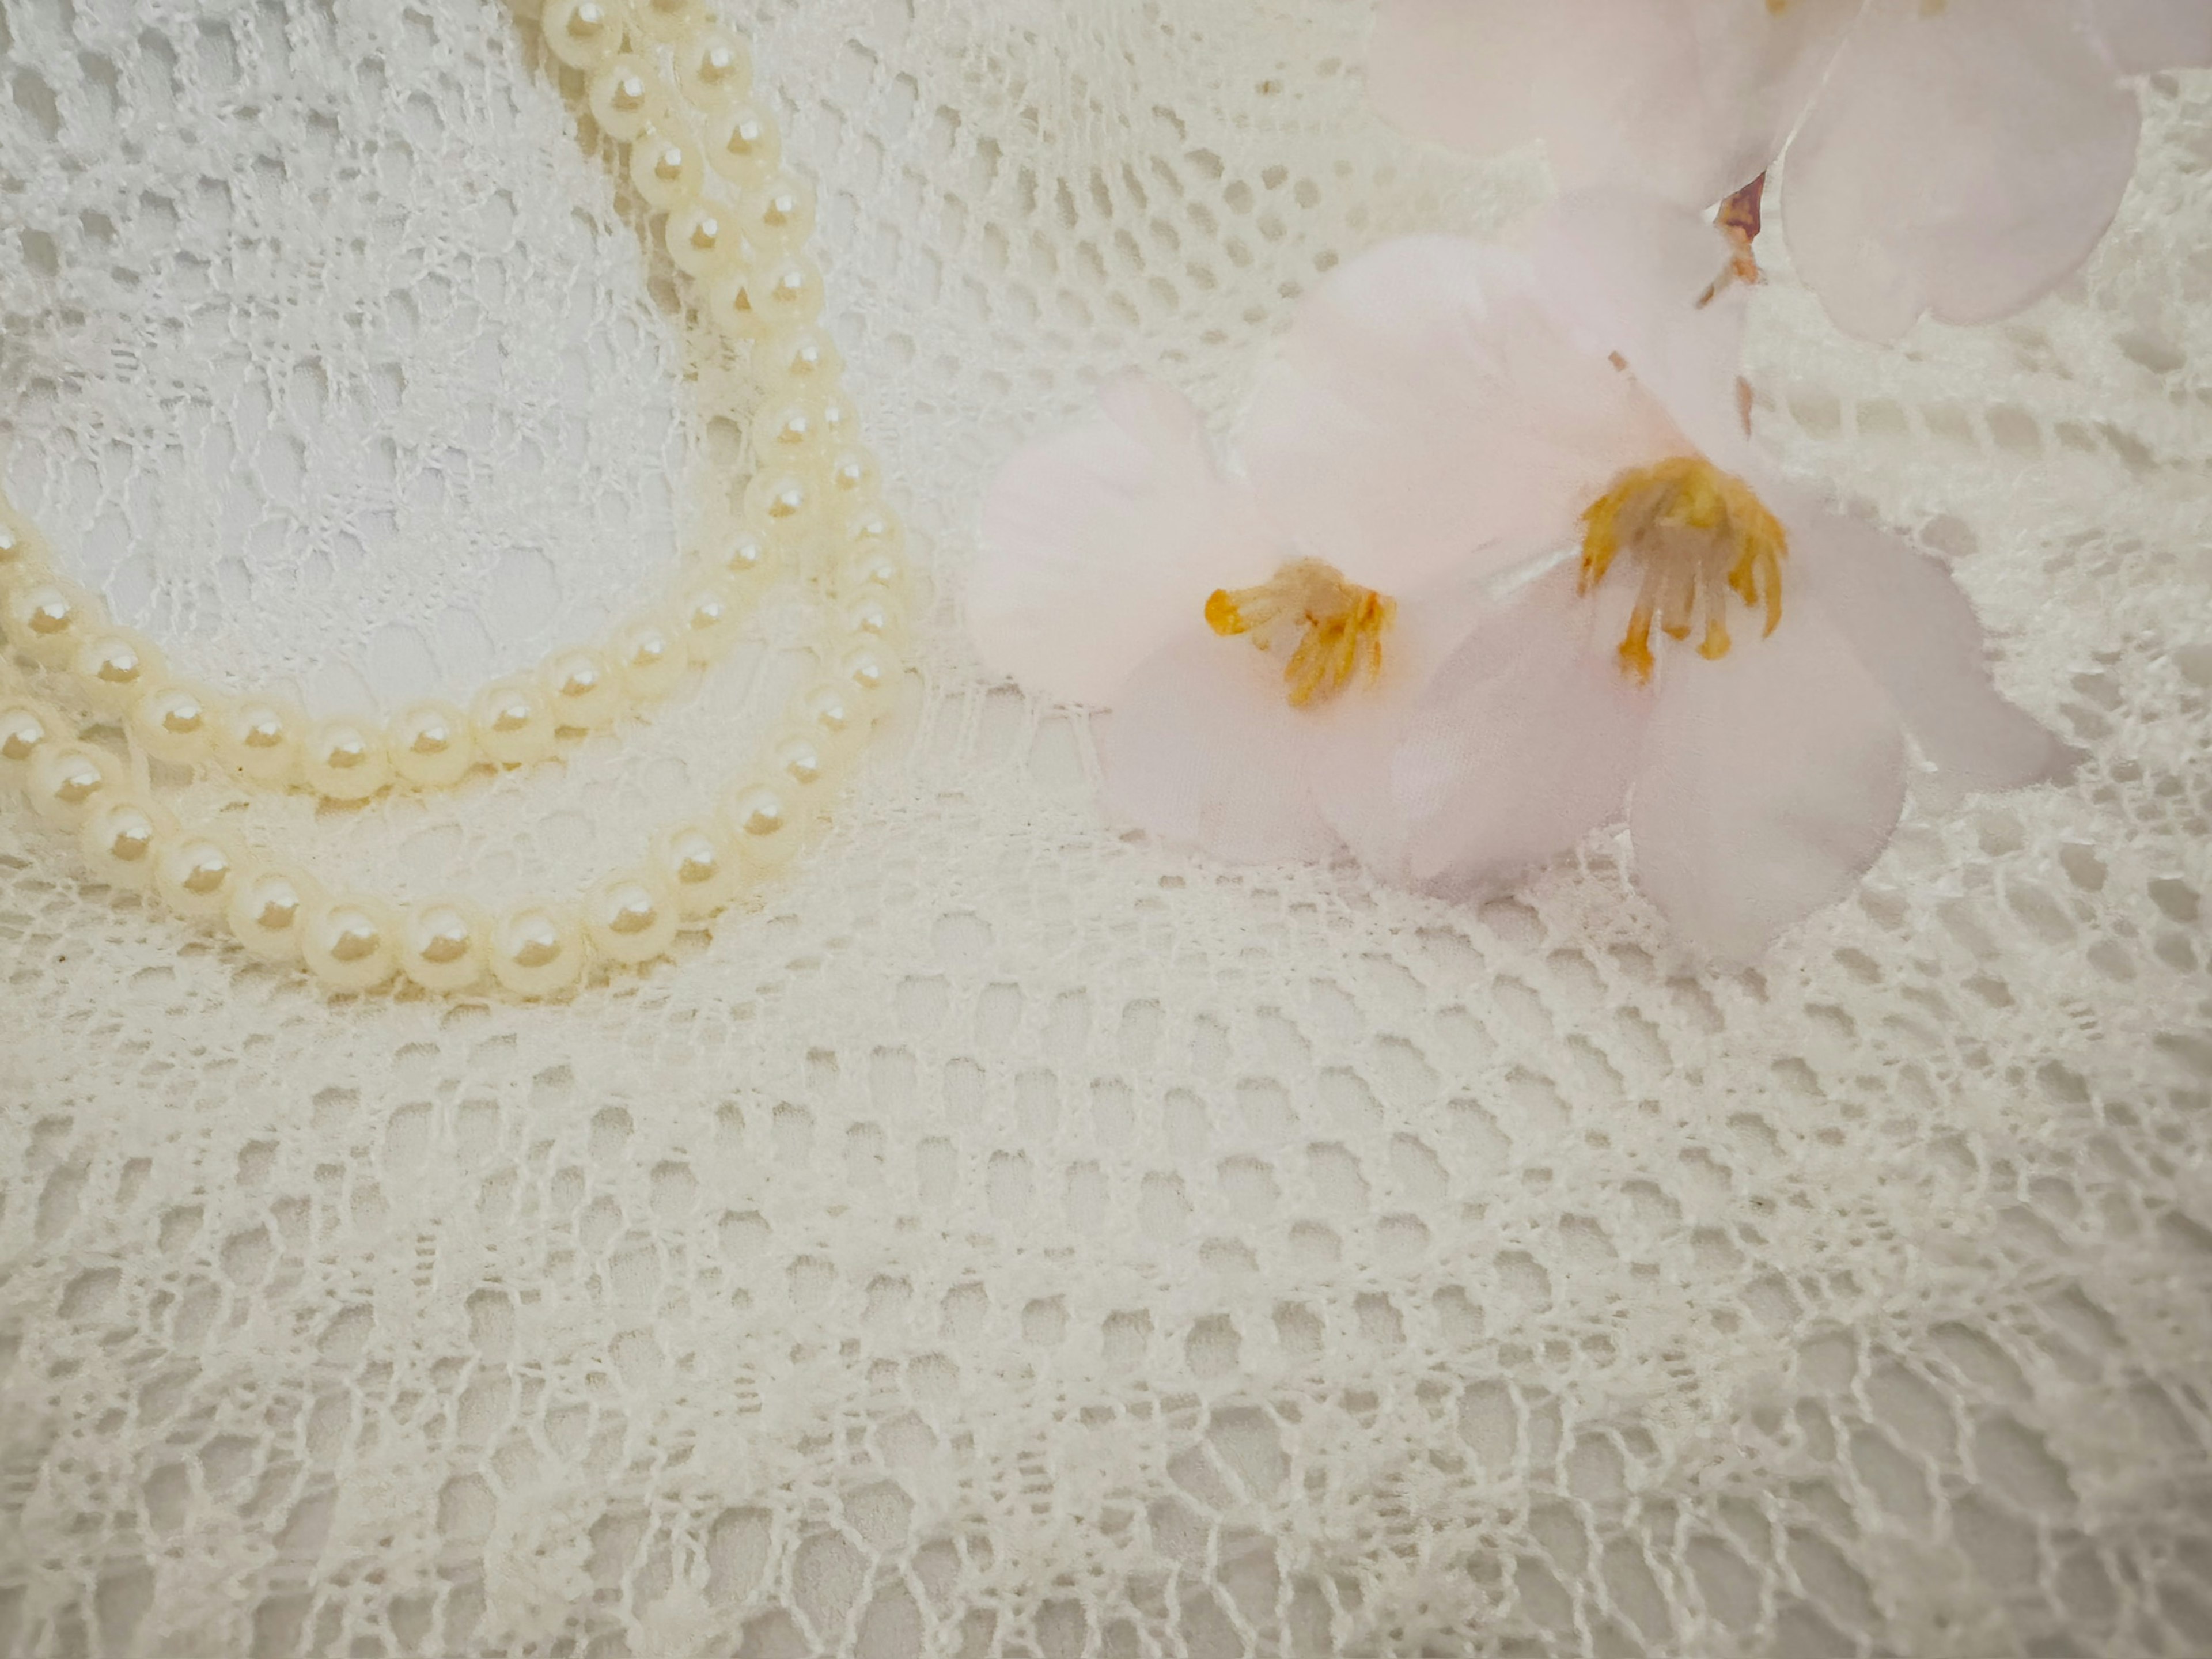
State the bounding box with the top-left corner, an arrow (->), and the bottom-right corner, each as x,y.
2,0 -> 2210,1654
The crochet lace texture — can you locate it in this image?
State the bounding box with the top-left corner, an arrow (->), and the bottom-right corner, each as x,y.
2,2 -> 2209,1654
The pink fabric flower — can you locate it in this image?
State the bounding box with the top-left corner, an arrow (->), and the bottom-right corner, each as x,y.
969,194 -> 2067,956
1368,0 -> 2212,339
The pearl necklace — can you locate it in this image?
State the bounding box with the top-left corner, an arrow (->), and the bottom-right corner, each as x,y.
0,0 -> 908,997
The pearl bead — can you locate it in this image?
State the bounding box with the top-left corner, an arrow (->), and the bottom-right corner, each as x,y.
705,103 -> 781,189
218,699 -> 304,784
676,30 -> 751,113
744,471 -> 815,542
74,630 -> 165,711
768,728 -> 841,798
471,676 -> 559,767
824,445 -> 881,505
78,797 -> 174,890
841,503 -> 907,569
546,646 -> 624,731
490,904 -> 586,997
4,577 -> 94,666
752,256 -> 825,332
696,524 -> 776,589
153,834 -> 242,918
629,127 -> 704,213
720,777 -> 802,872
130,681 -> 219,766
838,590 -> 906,648
758,328 -> 843,396
757,400 -> 830,472
400,900 -> 489,993
301,897 -> 400,993
28,740 -> 116,827
586,55 -> 660,143
583,868 -> 679,963
1,702 -> 54,780
630,0 -> 702,43
840,542 -> 910,605
226,866 -> 317,963
540,0 -> 626,71
834,641 -> 899,704
664,201 -> 740,278
0,507 -> 49,578
651,820 -> 740,919
810,391 -> 860,446
302,717 -> 392,801
676,579 -> 742,664
742,173 -> 817,252
389,701 -> 475,789
609,611 -> 689,702
703,268 -> 767,342
795,679 -> 869,760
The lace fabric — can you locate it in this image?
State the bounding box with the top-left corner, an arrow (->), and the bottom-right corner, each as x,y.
2,0 -> 2209,1653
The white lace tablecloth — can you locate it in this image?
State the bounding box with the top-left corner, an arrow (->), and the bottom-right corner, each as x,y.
3,3 -> 2210,1654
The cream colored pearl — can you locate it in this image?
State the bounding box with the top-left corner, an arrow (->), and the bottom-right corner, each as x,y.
629,127 -> 704,213
28,740 -> 116,827
301,897 -> 400,993
664,202 -> 740,279
695,523 -> 775,590
767,728 -> 841,798
302,717 -> 392,801
744,471 -> 815,543
73,628 -> 165,711
226,865 -> 316,963
0,507 -> 49,578
758,328 -> 843,397
4,577 -> 94,666
630,0 -> 702,43
838,590 -> 906,649
834,642 -> 900,705
1,702 -> 54,780
609,611 -> 689,702
752,256 -> 825,333
471,676 -> 559,767
720,777 -> 802,873
78,797 -> 174,890
705,103 -> 781,189
676,30 -> 751,113
400,900 -> 490,993
130,681 -> 219,766
743,173 -> 817,252
676,579 -> 742,664
389,701 -> 475,789
583,868 -> 679,963
757,400 -> 830,472
153,834 -> 242,919
703,268 -> 767,342
651,820 -> 741,919
540,0 -> 626,71
841,503 -> 907,567
586,55 -> 658,143
824,445 -> 881,506
218,699 -> 304,783
794,679 -> 869,761
490,904 -> 586,997
546,646 -> 624,732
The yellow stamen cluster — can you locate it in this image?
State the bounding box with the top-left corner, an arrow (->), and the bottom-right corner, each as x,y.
1578,456 -> 1787,683
1205,558 -> 1396,708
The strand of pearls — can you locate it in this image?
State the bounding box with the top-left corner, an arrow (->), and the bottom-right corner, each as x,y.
0,0 -> 888,806
0,0 -> 910,997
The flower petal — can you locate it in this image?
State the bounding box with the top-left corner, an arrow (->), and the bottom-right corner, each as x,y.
1096,626 -> 1341,864
1531,189 -> 1755,467
1787,501 -> 2072,809
1367,0 -> 1859,209
1398,567 -> 1651,892
1779,0 -> 2142,340
2092,0 -> 2212,71
971,375 -> 1279,705
1629,608 -> 1906,960
1241,237 -> 1684,596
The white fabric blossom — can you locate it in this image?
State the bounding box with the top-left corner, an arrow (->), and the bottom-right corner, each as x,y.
1368,0 -> 2212,340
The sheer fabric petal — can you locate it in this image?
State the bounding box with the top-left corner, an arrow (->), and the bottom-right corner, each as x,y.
1788,501 -> 2072,809
1397,568 -> 1652,892
1241,236 -> 1683,597
2092,0 -> 2212,71
1780,0 -> 2142,340
1629,608 -> 1907,960
1367,0 -> 1859,210
971,375 -> 1278,705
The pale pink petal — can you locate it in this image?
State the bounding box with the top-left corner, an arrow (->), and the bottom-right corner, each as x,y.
1780,0 -> 2142,340
971,375 -> 1280,706
1241,237 -> 1683,597
1629,608 -> 1907,960
1368,0 -> 1859,210
1531,189 -> 1756,467
1096,626 -> 1340,864
1786,499 -> 2073,809
1397,567 -> 1652,892
2093,0 -> 2212,70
